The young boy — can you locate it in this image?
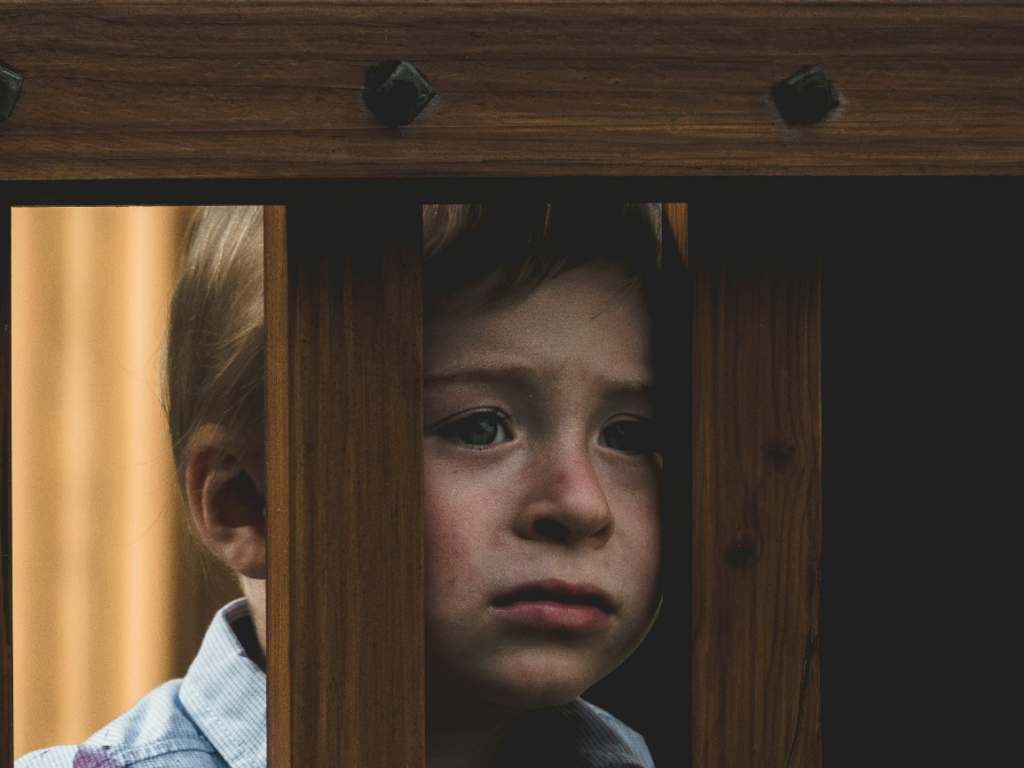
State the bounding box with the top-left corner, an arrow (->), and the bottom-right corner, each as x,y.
17,202 -> 665,768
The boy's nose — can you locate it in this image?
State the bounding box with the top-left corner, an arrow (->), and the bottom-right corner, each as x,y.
515,444 -> 614,548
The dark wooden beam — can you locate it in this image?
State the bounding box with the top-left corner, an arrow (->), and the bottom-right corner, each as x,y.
1,2 -> 1023,179
690,198 -> 822,768
264,202 -> 425,767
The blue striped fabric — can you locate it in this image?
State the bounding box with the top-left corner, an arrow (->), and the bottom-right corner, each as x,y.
16,599 -> 264,768
559,700 -> 656,768
16,598 -> 654,767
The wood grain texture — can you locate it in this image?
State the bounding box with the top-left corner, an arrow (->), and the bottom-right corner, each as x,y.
690,199 -> 822,767
1,206 -> 11,767
3,0 -> 1016,5
665,203 -> 689,269
265,202 -> 425,768
0,3 -> 1022,179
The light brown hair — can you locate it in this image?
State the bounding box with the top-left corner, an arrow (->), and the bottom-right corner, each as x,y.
163,203 -> 663,490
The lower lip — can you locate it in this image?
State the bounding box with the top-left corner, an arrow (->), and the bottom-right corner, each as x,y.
491,600 -> 612,632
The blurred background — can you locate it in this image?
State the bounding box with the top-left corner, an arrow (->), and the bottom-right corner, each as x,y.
12,207 -> 242,758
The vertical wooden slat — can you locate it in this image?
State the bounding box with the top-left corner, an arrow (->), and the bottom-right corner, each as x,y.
690,199 -> 822,768
265,202 -> 425,767
2,205 -> 12,766
665,203 -> 688,269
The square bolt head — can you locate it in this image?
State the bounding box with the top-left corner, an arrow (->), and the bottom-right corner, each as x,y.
363,60 -> 436,128
0,61 -> 24,122
773,64 -> 840,126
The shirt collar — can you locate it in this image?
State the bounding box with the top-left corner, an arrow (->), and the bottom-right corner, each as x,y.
179,598 -> 267,768
495,699 -> 650,768
555,700 -> 650,768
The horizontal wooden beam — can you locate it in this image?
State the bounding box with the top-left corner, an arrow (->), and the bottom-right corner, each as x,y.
0,2 -> 1022,180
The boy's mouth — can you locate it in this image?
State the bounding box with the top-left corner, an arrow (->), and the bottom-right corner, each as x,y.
492,580 -> 614,614
490,581 -> 614,632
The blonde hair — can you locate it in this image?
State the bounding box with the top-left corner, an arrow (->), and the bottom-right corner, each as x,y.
164,203 -> 662,488
164,206 -> 265,486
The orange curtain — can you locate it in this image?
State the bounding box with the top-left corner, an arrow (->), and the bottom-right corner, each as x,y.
11,207 -> 238,757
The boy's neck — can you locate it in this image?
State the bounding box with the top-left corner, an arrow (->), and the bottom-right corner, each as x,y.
241,578 -> 268,672
426,685 -> 533,768
425,717 -> 511,768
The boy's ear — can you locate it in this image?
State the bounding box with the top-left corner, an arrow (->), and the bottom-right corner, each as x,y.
185,424 -> 267,580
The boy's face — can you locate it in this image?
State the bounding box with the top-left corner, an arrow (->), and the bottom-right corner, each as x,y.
423,260 -> 661,718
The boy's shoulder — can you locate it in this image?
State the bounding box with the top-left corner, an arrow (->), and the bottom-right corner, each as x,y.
14,680 -> 224,768
16,599 -> 266,768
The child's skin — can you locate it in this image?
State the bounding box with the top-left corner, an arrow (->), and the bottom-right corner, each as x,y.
185,259 -> 661,768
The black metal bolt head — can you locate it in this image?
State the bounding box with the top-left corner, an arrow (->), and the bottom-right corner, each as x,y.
0,60 -> 24,123
363,60 -> 435,128
773,64 -> 840,126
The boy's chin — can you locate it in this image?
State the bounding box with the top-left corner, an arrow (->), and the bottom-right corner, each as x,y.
428,651 -> 611,718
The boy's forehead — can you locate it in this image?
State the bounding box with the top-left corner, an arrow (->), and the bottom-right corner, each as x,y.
424,262 -> 652,378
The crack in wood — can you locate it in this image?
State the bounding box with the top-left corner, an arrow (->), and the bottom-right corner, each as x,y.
784,576 -> 820,768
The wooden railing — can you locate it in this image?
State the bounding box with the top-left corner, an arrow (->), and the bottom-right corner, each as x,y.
3,2 -> 1023,766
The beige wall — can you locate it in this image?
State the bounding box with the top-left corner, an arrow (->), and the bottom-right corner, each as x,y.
12,207 -> 240,758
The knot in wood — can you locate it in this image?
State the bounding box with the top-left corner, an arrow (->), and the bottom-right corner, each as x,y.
725,534 -> 759,566
763,438 -> 796,470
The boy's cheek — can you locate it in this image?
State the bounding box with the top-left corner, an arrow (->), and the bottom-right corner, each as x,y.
422,483 -> 491,598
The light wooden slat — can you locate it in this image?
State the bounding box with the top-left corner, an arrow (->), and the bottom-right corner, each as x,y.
1,205 -> 11,768
665,203 -> 688,269
264,202 -> 425,767
690,199 -> 822,767
1,3 -> 1023,179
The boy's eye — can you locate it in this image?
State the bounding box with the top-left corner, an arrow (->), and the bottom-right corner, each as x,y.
599,419 -> 656,455
437,411 -> 512,447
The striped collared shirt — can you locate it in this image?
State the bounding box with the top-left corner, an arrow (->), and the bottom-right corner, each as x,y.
16,599 -> 654,768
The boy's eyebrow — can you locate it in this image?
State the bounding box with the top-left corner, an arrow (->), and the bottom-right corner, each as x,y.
424,365 -> 654,397
425,365 -> 529,386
